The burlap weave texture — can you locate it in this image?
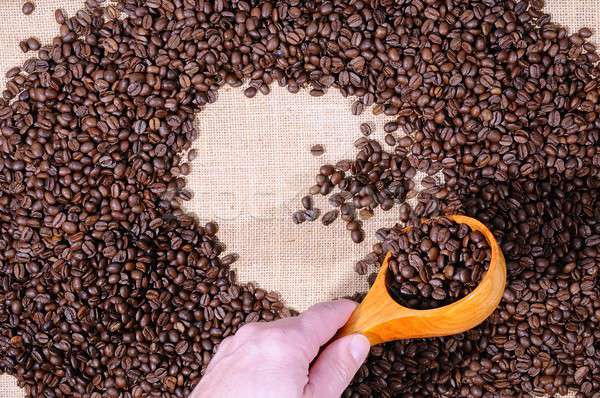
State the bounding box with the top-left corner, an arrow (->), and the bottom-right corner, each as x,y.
0,1 -> 598,396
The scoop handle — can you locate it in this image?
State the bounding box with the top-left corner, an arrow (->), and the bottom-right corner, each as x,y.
335,252 -> 406,345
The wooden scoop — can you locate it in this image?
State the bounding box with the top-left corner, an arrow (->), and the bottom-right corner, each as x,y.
337,215 -> 506,345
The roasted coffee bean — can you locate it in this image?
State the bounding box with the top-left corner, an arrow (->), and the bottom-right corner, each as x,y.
321,210 -> 339,226
320,164 -> 335,176
384,134 -> 397,146
301,195 -> 313,210
310,144 -> 325,156
25,36 -> 40,51
351,229 -> 365,243
18,39 -> 29,52
351,101 -> 364,115
22,2 -> 35,15
360,123 -> 372,136
304,209 -> 321,222
308,185 -> 321,195
359,208 -> 374,220
292,211 -> 306,224
354,260 -> 368,275
187,149 -> 198,162
383,122 -> 399,133
244,87 -> 257,98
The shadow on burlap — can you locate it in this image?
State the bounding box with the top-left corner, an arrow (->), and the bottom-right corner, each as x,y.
0,0 -> 598,396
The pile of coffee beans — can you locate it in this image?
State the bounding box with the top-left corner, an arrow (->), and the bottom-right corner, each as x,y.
0,0 -> 599,397
384,217 -> 491,310
345,181 -> 599,397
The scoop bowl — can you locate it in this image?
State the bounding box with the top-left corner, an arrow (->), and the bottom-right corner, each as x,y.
337,215 -> 506,345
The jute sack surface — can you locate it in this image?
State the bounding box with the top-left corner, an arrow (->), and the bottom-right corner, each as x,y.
0,1 -> 598,396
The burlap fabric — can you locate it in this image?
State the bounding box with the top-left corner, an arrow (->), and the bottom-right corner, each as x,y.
0,1 -> 598,396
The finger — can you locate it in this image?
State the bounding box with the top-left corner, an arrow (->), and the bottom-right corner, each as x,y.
221,299 -> 357,364
303,334 -> 370,398
203,335 -> 235,373
295,299 -> 358,352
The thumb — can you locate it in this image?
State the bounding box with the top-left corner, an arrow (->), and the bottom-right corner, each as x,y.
303,334 -> 370,398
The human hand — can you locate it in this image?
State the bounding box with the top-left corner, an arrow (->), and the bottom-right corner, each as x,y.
191,299 -> 371,398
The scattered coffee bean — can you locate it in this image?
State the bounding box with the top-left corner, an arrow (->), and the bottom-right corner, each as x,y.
360,123 -> 372,136
384,134 -> 396,146
296,137 -> 413,241
310,144 -> 325,156
351,229 -> 365,244
22,1 -> 35,15
25,36 -> 40,51
351,101 -> 364,115
579,27 -> 593,38
187,149 -> 198,162
304,209 -> 321,222
301,195 -> 313,210
321,210 -> 339,226
359,208 -> 374,220
383,121 -> 399,133
292,211 -> 306,224
18,40 -> 28,52
244,86 -> 257,98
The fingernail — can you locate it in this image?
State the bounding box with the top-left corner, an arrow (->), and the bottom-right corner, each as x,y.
349,334 -> 370,363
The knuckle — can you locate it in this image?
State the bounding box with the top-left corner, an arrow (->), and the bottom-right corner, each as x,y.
233,321 -> 307,361
257,326 -> 291,345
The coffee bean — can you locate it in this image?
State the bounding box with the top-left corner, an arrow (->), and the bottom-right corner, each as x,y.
579,27 -> 593,38
351,101 -> 364,115
25,37 -> 40,51
359,208 -> 374,220
175,341 -> 189,356
308,185 -> 321,195
360,123 -> 373,136
384,122 -> 399,133
354,260 -> 369,275
22,1 -> 35,15
321,210 -> 339,226
346,220 -> 362,231
244,87 -> 257,98
347,14 -> 363,28
351,229 -> 365,243
310,144 -> 325,156
221,253 -> 239,266
292,211 -> 306,224
320,164 -> 335,176
304,209 -> 321,222
384,134 -> 397,146
187,149 -> 198,162
301,195 -> 313,210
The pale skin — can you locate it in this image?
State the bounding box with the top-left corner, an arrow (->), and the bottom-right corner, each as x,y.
191,299 -> 371,398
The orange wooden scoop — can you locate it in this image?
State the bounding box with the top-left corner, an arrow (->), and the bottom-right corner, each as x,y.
337,215 -> 506,345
